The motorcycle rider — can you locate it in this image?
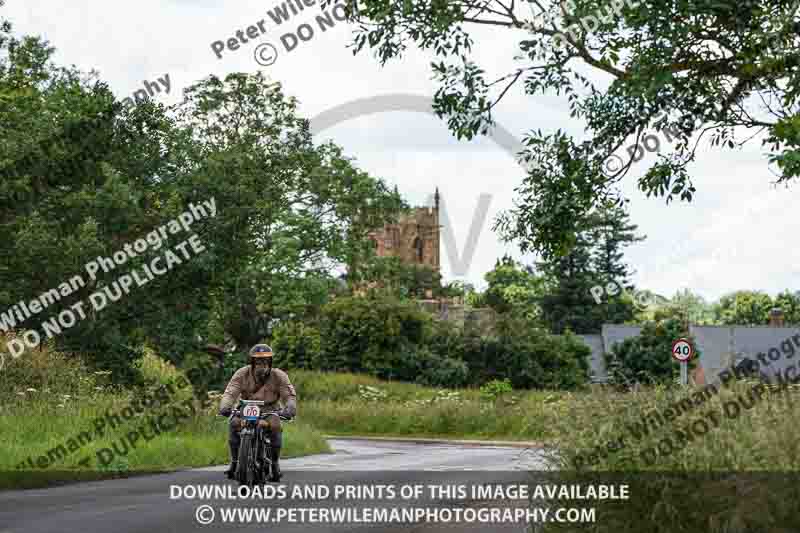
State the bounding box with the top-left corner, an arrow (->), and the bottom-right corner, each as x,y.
218,344 -> 297,482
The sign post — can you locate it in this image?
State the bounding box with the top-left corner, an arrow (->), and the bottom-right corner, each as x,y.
680,359 -> 687,385
671,338 -> 694,386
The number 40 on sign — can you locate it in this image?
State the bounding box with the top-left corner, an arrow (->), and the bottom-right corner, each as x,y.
672,338 -> 694,385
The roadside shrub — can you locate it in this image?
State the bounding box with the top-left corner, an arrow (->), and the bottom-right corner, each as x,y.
179,350 -> 226,395
416,348 -> 469,388
272,319 -> 322,370
426,320 -> 469,357
361,340 -> 424,382
427,316 -> 590,389
604,318 -> 694,387
57,327 -> 145,386
480,379 -> 513,401
137,346 -> 187,389
0,332 -> 106,402
319,295 -> 431,374
461,317 -> 590,389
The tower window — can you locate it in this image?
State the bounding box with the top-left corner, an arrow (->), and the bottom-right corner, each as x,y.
413,236 -> 424,262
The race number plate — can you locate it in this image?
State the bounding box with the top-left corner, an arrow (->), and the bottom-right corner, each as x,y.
242,404 -> 261,420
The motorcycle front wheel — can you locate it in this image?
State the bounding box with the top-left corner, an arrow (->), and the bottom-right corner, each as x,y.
236,433 -> 258,487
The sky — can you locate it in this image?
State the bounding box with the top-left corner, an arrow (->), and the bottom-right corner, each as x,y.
6,0 -> 799,302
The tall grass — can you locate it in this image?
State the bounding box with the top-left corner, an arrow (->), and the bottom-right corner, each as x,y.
0,337 -> 330,490
543,379 -> 800,471
291,370 -> 566,441
536,379 -> 800,533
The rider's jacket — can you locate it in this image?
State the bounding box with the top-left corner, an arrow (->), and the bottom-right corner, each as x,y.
219,366 -> 297,416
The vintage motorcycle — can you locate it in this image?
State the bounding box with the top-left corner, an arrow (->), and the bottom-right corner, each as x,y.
230,399 -> 292,486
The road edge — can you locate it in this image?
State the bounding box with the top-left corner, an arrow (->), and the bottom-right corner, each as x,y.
324,435 -> 545,449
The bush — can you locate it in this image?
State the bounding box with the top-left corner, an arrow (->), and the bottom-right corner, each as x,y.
416,348 -> 469,388
268,297 -> 590,390
491,320 -> 590,389
604,318 -> 695,387
137,346 -> 188,389
426,320 -> 468,357
479,379 -> 513,401
0,333 -> 108,403
271,320 -> 322,370
179,350 -> 226,395
360,341 -> 422,382
430,316 -> 590,389
319,295 -> 432,375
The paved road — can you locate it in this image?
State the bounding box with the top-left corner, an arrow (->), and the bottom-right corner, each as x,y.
0,440 -> 551,533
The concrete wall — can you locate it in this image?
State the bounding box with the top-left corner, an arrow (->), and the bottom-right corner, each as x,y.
602,325 -> 643,353
576,325 -> 800,386
577,334 -> 607,383
690,326 -> 800,384
574,326 -> 643,383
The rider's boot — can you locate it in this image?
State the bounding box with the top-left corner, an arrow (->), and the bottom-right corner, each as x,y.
269,446 -> 282,482
225,460 -> 238,480
268,419 -> 283,482
226,422 -> 240,480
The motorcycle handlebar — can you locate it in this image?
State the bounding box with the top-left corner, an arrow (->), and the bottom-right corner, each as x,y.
222,410 -> 294,422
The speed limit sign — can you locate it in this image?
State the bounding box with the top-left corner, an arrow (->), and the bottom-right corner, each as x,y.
671,338 -> 694,362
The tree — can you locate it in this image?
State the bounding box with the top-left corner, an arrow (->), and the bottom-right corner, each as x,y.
641,288 -> 716,325
0,31 -> 403,381
588,203 -> 644,289
495,132 -> 603,259
354,256 -> 442,299
0,34 -> 200,382
330,0 -> 800,258
174,72 -> 405,352
531,200 -> 639,333
773,290 -> 800,325
483,255 -> 544,320
587,202 -> 643,323
536,228 -> 603,333
713,290 -> 775,325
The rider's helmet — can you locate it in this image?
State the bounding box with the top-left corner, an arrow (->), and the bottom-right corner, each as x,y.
250,344 -> 273,361
249,344 -> 274,379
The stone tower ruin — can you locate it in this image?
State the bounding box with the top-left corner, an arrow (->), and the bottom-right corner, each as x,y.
367,188 -> 441,272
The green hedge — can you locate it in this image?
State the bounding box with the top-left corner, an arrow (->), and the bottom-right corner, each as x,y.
455,317 -> 590,389
268,296 -> 590,390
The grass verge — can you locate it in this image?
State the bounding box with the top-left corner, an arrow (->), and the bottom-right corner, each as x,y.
0,341 -> 330,491
292,370 -> 568,441
537,379 -> 800,532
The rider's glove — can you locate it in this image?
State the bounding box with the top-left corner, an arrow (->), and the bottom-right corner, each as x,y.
277,408 -> 292,420
219,407 -> 232,417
